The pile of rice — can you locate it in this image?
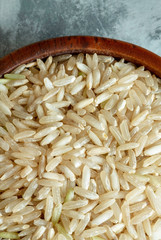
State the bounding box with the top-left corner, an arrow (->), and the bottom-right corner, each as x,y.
0,53 -> 161,240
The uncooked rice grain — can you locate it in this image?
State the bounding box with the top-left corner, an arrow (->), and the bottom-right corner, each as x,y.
0,53 -> 161,240
82,227 -> 107,238
91,210 -> 113,226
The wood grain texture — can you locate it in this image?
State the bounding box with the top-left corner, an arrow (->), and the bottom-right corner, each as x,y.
0,36 -> 161,77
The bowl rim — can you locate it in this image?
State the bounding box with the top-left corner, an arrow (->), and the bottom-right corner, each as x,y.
0,36 -> 161,78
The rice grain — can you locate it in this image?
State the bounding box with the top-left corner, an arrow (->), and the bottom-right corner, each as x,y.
0,53 -> 161,239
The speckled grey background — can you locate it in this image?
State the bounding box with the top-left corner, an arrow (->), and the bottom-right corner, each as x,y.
0,0 -> 161,58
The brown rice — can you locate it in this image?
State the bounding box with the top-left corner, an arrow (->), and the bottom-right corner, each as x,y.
0,53 -> 161,239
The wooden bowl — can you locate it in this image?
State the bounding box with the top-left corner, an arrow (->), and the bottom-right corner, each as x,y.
0,36 -> 161,78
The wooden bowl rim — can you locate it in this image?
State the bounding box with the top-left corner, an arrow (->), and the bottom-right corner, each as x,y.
0,36 -> 161,78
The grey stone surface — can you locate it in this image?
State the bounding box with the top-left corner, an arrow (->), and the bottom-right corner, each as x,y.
0,0 -> 161,58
